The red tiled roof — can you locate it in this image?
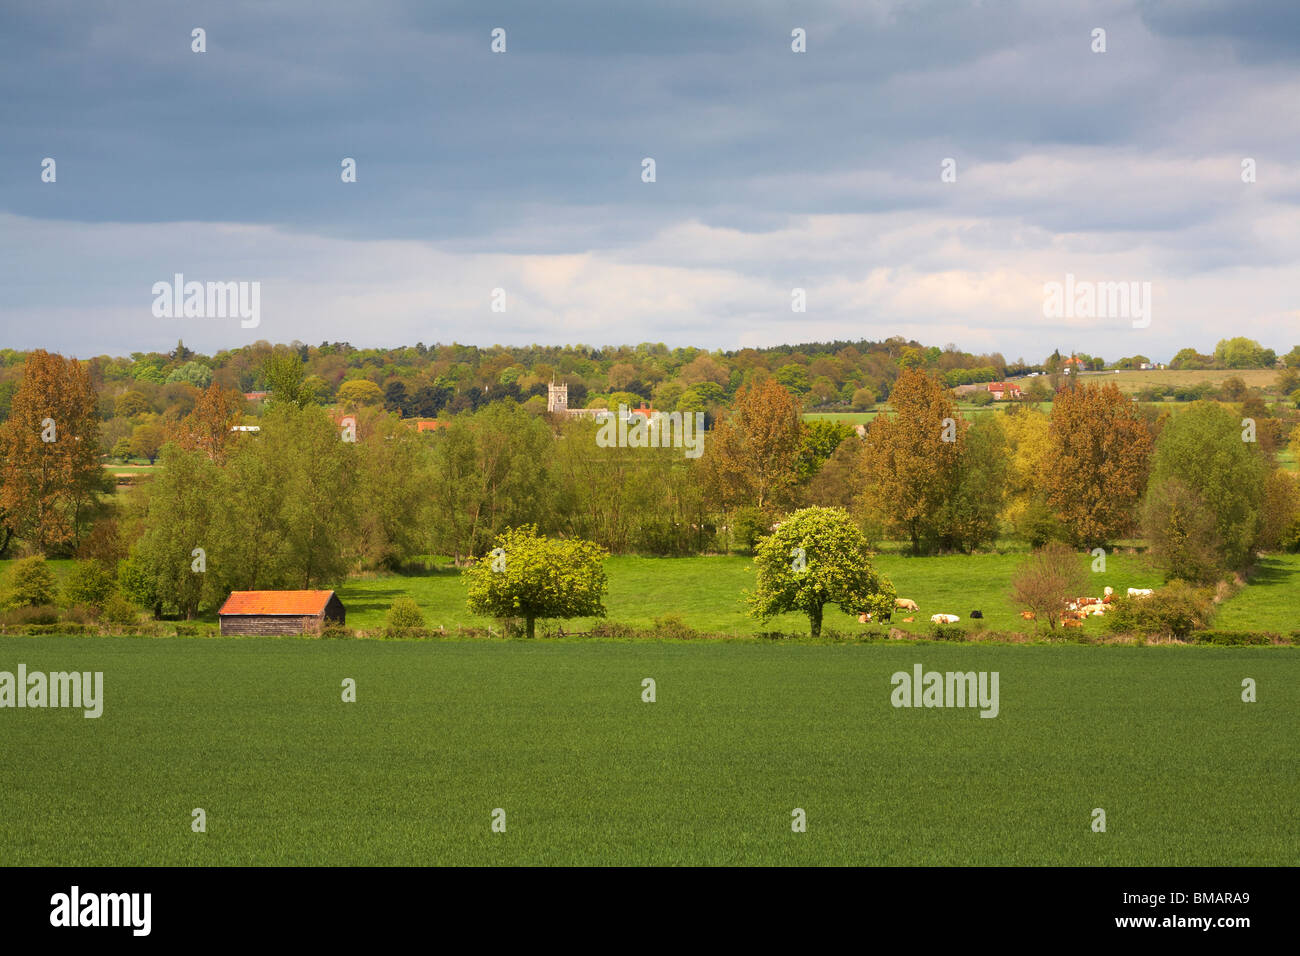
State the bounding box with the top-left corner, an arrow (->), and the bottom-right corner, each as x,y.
218,590 -> 337,616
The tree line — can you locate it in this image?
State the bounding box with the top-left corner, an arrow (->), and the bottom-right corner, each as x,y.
0,350 -> 1298,620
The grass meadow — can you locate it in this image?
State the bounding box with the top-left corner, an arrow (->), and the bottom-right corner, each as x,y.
7,550 -> 1300,638
0,636 -> 1295,866
339,551 -> 1300,638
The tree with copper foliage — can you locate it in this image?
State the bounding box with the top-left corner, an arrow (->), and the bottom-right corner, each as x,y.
1042,382 -> 1152,547
701,376 -> 805,521
0,351 -> 108,554
167,383 -> 242,463
857,368 -> 963,555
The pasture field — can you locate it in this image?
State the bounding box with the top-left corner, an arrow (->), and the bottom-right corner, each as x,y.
0,636 -> 1294,866
340,551 -> 1300,638
7,551 -> 1299,638
804,406 -> 1012,425
340,551 -> 1172,636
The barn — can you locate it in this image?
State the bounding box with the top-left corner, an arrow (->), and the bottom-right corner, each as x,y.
218,590 -> 346,636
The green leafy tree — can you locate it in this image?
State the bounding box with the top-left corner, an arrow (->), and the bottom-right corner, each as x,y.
115,390 -> 153,418
132,446 -> 218,618
262,353 -> 314,408
351,408 -> 432,569
937,414 -> 1008,552
429,402 -> 557,563
464,525 -> 608,639
129,422 -> 165,464
1214,337 -> 1273,369
1141,478 -> 1222,584
63,559 -> 118,608
117,548 -> 161,617
1144,401 -> 1265,574
796,419 -> 855,483
747,506 -> 895,638
337,378 -> 385,409
4,555 -> 57,608
165,361 -> 214,389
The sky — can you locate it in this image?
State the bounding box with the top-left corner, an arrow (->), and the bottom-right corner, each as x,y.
1,0 -> 1297,361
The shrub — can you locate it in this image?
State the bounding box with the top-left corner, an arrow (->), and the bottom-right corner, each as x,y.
63,603 -> 100,625
320,622 -> 356,640
652,613 -> 698,640
1012,497 -> 1067,548
100,592 -> 139,627
1010,542 -> 1089,628
3,605 -> 60,627
928,622 -> 967,641
1106,581 -> 1215,639
63,559 -> 118,608
732,506 -> 773,554
384,596 -> 426,636
5,556 -> 58,608
1194,630 -> 1277,646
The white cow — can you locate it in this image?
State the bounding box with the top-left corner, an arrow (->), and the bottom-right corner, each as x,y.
1127,588 -> 1154,598
930,613 -> 960,625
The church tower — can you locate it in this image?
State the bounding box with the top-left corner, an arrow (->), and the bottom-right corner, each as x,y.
547,381 -> 568,413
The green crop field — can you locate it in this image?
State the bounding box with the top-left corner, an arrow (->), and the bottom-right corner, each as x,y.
0,636 -> 1294,865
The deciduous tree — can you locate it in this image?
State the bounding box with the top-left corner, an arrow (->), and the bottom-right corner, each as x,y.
464,525 -> 608,639
857,368 -> 962,555
1144,400 -> 1265,573
748,506 -> 895,638
1041,382 -> 1152,547
0,351 -> 108,554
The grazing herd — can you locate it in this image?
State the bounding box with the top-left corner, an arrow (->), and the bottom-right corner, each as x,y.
856,585 -> 1159,629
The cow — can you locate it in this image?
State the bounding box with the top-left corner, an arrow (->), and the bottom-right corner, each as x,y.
1062,619 -> 1082,628
902,616 -> 915,623
930,613 -> 960,624
1127,588 -> 1154,598
895,598 -> 919,611
1019,610 -> 1036,620
970,610 -> 983,619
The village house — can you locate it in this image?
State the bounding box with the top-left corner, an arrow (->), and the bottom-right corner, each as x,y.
218,590 -> 345,636
986,381 -> 1022,400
